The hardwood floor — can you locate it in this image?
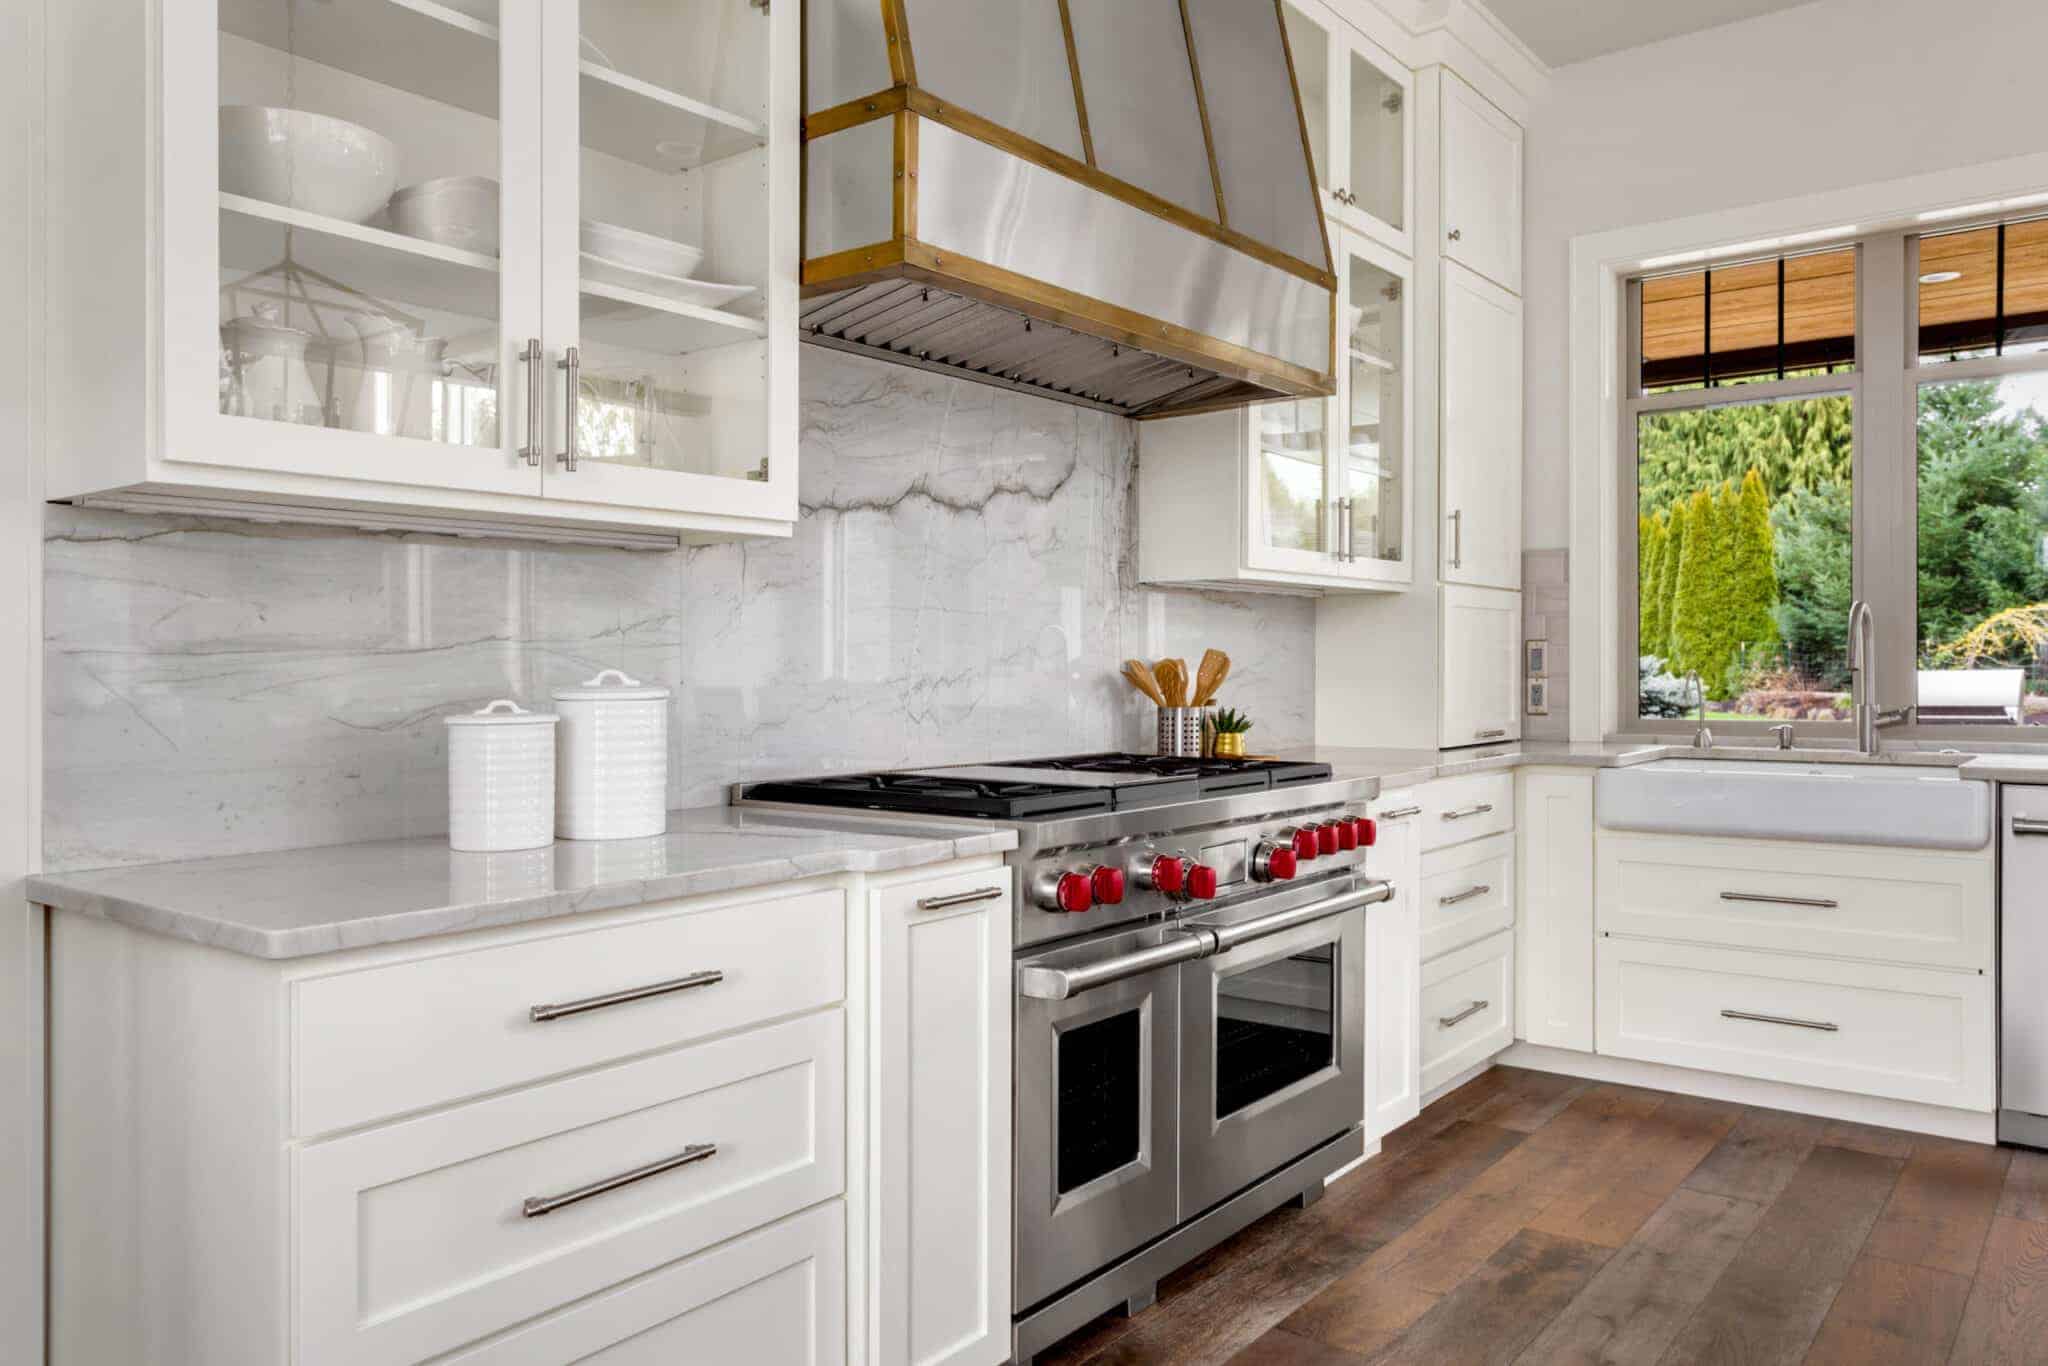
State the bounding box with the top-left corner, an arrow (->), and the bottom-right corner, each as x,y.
1032,1066 -> 2048,1366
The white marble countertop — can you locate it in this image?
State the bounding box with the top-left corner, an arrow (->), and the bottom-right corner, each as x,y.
28,807 -> 1019,960
1275,738 -> 2048,787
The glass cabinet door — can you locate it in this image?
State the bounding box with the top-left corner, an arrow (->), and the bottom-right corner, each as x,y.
1247,393 -> 1334,573
181,0 -> 540,494
1278,1 -> 1409,253
545,0 -> 786,512
1340,236 -> 1410,578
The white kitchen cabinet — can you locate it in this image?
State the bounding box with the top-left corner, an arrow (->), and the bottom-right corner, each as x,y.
1515,769 -> 1594,1052
1364,789 -> 1423,1141
867,866 -> 1014,1366
1420,831 -> 1514,961
1421,928 -> 1514,1095
1140,227 -> 1412,594
44,0 -> 799,546
1439,71 -> 1521,294
1440,584 -> 1522,748
1440,260 -> 1523,590
1280,0 -> 1412,256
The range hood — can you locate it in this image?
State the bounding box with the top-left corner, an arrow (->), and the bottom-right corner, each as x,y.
801,0 -> 1336,418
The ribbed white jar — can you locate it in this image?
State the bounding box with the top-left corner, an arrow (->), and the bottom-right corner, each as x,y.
552,669 -> 670,840
445,700 -> 558,852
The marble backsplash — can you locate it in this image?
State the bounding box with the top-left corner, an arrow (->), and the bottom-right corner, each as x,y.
45,348 -> 1316,871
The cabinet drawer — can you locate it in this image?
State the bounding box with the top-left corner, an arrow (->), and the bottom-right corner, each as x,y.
295,1012 -> 845,1366
1420,772 -> 1514,852
1421,929 -> 1514,1094
291,886 -> 845,1136
438,1204 -> 845,1365
1421,832 -> 1514,962
1595,937 -> 1993,1111
1596,834 -> 1992,971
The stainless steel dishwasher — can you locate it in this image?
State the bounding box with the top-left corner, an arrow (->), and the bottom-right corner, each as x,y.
2002,785 -> 2048,1148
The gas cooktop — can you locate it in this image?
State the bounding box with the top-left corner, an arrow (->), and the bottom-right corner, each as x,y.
740,753 -> 1334,820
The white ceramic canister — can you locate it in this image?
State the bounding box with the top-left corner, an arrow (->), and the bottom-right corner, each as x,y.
552,669 -> 670,840
445,699 -> 558,852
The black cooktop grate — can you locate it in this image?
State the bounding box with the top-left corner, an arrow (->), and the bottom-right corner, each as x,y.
741,753 -> 1335,820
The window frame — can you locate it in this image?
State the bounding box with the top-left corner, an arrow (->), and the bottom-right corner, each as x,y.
1618,218 -> 2048,742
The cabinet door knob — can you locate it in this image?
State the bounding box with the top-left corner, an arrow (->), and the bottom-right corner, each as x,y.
1448,228 -> 1463,241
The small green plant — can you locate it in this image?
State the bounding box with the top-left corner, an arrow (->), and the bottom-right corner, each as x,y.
1212,707 -> 1253,735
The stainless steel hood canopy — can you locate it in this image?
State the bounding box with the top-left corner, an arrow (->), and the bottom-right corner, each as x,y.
802,0 -> 1337,419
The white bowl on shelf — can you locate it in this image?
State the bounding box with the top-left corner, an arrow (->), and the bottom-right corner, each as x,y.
390,175 -> 499,255
220,106 -> 398,224
580,220 -> 703,279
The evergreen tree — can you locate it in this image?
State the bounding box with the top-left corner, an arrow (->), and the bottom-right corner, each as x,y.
1670,486 -> 1734,693
1654,498 -> 1687,667
1730,467 -> 1781,660
1772,479 -> 1855,687
1916,381 -> 2048,652
1639,513 -> 1668,655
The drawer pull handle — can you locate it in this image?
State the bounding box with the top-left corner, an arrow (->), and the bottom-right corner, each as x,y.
2015,817 -> 2048,837
917,885 -> 1004,911
1720,1008 -> 1838,1033
521,1142 -> 718,1218
1442,803 -> 1494,821
1718,891 -> 1839,909
529,970 -> 725,1023
1475,729 -> 1508,740
1378,805 -> 1422,819
1439,883 -> 1491,906
1439,999 -> 1488,1028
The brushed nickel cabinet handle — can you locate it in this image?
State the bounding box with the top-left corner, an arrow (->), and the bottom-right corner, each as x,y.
1439,884 -> 1491,906
518,338 -> 543,466
1448,508 -> 1463,569
1475,729 -> 1508,740
917,885 -> 1004,911
1719,891 -> 1839,909
557,345 -> 581,471
1378,805 -> 1422,819
1442,802 -> 1494,821
521,1142 -> 717,1218
2015,817 -> 2048,837
1439,999 -> 1487,1028
1721,1008 -> 1837,1033
529,969 -> 724,1022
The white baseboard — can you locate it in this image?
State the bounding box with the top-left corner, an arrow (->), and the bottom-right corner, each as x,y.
1501,1042 -> 1998,1145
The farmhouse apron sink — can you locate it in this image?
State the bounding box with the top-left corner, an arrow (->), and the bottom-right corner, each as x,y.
1596,757 -> 1992,849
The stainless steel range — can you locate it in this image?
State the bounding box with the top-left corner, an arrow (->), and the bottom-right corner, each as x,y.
741,753 -> 1390,1362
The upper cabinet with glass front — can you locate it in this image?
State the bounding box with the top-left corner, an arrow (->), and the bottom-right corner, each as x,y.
1281,0 -> 1411,256
42,0 -> 798,546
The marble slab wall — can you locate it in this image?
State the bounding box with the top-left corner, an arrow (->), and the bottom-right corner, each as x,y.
45,348 -> 1316,870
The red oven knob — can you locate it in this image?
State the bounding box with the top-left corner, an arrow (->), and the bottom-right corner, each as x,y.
1186,864 -> 1219,899
1289,827 -> 1319,861
1091,865 -> 1126,906
1316,823 -> 1341,856
1335,820 -> 1359,852
1251,842 -> 1297,882
1353,817 -> 1377,847
1146,855 -> 1186,895
1052,871 -> 1093,914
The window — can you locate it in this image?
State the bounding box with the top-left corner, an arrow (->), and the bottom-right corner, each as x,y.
1623,214 -> 2048,734
1914,221 -> 2048,725
1627,249 -> 1858,721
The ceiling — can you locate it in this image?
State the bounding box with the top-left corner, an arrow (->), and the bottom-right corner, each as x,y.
1481,0 -> 1819,67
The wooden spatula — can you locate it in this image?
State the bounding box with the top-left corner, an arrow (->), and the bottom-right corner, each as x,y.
1122,659 -> 1167,706
1155,658 -> 1187,708
1192,649 -> 1231,706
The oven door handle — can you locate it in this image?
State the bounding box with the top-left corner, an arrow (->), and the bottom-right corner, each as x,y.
1018,930 -> 1217,1001
1207,881 -> 1393,954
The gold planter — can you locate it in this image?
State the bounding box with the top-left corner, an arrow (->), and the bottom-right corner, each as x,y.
1212,731 -> 1247,758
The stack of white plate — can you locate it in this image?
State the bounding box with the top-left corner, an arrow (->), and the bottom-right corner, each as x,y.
580,220 -> 754,310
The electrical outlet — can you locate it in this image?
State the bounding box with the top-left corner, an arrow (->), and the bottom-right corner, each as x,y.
1526,677 -> 1550,715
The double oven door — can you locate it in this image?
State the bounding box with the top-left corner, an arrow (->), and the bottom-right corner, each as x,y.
1014,875 -> 1375,1310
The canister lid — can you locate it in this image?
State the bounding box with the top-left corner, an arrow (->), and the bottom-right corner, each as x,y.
445,698 -> 559,726
550,668 -> 671,703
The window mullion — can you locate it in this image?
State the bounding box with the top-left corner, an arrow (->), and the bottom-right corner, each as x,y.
1856,233 -> 1916,720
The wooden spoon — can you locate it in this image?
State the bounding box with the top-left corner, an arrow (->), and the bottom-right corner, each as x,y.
1156,658 -> 1188,708
1192,649 -> 1231,706
1122,659 -> 1167,707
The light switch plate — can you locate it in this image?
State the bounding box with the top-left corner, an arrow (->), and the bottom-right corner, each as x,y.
1526,639 -> 1548,676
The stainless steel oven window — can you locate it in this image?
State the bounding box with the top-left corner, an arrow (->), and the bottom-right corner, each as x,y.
1056,1009 -> 1146,1191
1212,943 -> 1336,1118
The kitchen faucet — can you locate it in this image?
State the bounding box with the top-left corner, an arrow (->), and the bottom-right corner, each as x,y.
1846,598 -> 1913,754
1686,670 -> 1713,750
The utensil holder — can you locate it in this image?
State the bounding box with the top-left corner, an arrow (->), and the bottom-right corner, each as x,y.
1157,706 -> 1211,758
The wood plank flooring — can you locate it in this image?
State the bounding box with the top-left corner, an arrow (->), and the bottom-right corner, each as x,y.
1033,1066 -> 2048,1366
